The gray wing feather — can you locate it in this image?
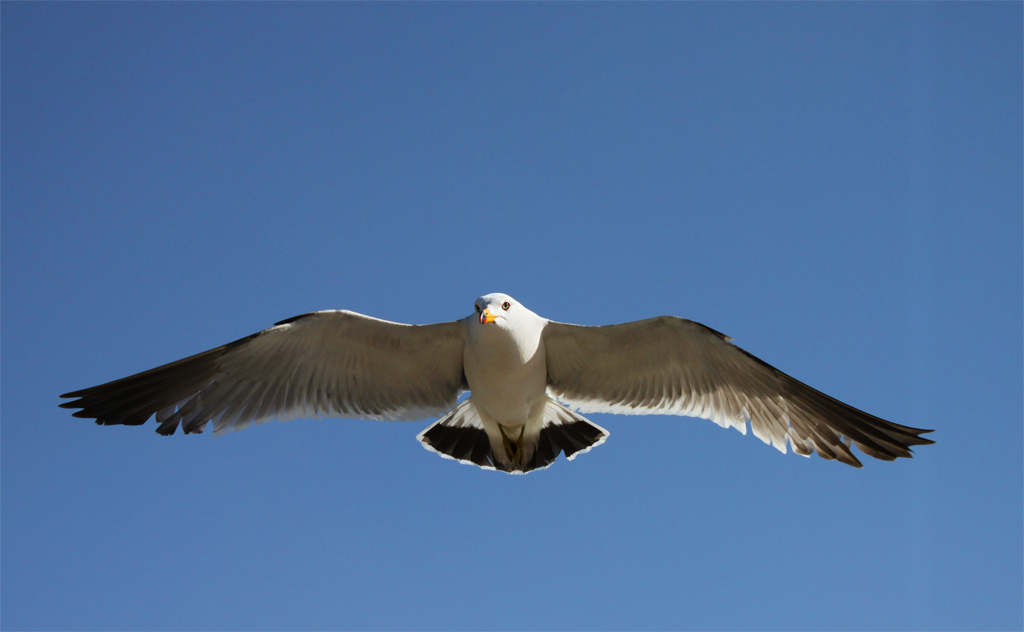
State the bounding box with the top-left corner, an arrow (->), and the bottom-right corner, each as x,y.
61,311 -> 467,435
543,317 -> 933,467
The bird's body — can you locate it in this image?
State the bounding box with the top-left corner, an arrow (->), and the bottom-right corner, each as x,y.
460,295 -> 557,469
61,293 -> 933,473
463,298 -> 547,426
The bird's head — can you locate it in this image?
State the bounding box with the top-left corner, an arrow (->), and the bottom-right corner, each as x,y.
473,293 -> 546,332
473,293 -> 519,326
471,293 -> 546,357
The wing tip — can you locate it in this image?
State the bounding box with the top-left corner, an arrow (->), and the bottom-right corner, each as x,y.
909,428 -> 937,445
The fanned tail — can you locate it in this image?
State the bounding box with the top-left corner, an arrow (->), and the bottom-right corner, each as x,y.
417,398 -> 609,474
417,400 -> 499,471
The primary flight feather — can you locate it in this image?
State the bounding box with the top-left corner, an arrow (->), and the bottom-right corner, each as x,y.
60,293 -> 934,473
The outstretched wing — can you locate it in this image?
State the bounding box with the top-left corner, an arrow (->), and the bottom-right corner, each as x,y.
61,311 -> 467,436
543,317 -> 933,467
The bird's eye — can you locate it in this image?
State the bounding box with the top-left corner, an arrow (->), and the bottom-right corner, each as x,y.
502,302 -> 511,310
475,305 -> 481,313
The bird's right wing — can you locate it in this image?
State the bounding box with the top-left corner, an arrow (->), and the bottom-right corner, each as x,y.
61,311 -> 467,436
543,317 -> 934,467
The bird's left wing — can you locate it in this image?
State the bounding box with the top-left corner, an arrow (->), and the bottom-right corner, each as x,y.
543,318 -> 933,466
61,311 -> 467,436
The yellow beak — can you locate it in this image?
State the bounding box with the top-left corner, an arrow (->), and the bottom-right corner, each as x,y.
479,308 -> 497,324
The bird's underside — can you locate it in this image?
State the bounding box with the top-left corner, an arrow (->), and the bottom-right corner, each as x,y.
60,294 -> 934,474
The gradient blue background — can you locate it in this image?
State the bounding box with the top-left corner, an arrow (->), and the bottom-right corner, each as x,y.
3,3 -> 1021,630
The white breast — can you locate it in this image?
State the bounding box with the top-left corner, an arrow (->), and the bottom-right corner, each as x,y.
463,314 -> 548,425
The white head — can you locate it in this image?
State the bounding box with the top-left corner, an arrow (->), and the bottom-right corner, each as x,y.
472,293 -> 543,331
470,293 -> 546,358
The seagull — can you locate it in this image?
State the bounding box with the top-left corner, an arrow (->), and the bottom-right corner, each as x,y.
60,293 -> 934,473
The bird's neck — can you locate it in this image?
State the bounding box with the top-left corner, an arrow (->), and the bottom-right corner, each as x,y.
470,322 -> 543,367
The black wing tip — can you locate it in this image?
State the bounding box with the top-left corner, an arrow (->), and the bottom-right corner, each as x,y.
834,447 -> 864,468
842,426 -> 934,467
876,427 -> 936,452
156,422 -> 178,436
908,436 -> 936,448
913,428 -> 937,445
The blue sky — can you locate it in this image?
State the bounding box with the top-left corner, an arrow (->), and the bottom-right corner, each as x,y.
2,3 -> 1021,630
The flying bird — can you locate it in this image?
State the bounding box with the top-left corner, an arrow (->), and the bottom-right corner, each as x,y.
60,293 -> 934,473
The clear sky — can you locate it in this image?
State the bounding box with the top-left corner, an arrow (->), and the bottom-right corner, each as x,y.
2,3 -> 1021,631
